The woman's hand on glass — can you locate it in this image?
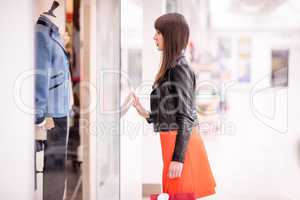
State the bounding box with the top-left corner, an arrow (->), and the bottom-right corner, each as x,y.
132,92 -> 149,119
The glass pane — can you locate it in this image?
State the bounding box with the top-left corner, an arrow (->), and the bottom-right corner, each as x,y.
120,0 -> 143,199
96,0 -> 121,199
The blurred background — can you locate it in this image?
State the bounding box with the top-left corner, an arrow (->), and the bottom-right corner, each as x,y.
1,0 -> 300,200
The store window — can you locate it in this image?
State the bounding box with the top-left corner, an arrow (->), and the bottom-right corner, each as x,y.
34,1 -> 83,199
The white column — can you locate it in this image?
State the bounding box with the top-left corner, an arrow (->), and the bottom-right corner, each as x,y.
96,0 -> 121,199
81,0 -> 97,200
0,1 -> 34,199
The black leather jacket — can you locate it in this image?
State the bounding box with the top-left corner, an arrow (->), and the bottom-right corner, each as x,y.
146,55 -> 199,163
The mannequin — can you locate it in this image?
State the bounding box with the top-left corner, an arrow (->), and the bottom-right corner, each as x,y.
39,0 -> 65,35
40,15 -> 59,31
34,1 -> 70,199
43,0 -> 59,17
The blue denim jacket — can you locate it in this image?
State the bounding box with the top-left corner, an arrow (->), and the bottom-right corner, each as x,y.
35,15 -> 70,124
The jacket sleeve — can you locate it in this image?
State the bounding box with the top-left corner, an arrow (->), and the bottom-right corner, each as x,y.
35,31 -> 51,124
146,112 -> 155,123
170,64 -> 195,163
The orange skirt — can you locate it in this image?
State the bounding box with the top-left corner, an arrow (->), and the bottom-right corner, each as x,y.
160,126 -> 216,198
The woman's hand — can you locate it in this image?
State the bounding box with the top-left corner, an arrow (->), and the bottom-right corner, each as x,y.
168,161 -> 183,179
132,93 -> 149,119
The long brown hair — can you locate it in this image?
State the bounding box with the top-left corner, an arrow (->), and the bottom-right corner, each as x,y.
154,13 -> 189,85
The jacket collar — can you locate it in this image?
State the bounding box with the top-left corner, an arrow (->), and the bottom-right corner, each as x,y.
37,15 -> 68,56
37,15 -> 59,33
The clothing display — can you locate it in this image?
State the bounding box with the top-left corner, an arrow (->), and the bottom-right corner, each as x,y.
160,126 -> 216,198
34,14 -> 70,200
35,14 -> 70,124
146,55 -> 199,163
43,117 -> 68,200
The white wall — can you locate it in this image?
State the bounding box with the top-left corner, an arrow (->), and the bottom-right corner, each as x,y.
0,1 -> 34,199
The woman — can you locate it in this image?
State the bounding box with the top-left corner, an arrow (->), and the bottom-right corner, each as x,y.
132,13 -> 216,199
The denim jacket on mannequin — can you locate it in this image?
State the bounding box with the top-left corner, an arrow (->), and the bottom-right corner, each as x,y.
35,15 -> 70,124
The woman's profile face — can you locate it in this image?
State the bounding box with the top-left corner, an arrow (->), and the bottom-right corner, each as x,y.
153,29 -> 164,51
